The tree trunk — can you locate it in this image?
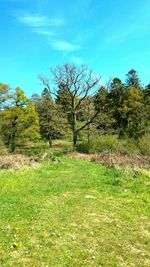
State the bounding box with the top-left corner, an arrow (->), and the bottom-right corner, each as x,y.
9,133 -> 16,152
10,129 -> 16,152
73,130 -> 77,146
87,123 -> 90,144
48,135 -> 52,147
87,105 -> 90,143
10,142 -> 16,152
72,98 -> 77,146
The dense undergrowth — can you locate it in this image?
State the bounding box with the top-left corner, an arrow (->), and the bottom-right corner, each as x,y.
77,134 -> 150,155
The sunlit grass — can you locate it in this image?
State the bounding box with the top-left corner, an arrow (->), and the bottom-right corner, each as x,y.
0,156 -> 150,266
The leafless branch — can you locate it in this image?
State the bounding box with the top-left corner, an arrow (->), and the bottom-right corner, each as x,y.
77,110 -> 100,133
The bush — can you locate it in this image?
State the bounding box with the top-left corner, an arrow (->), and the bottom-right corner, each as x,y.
90,135 -> 118,153
76,142 -> 90,153
76,135 -> 142,155
115,138 -> 140,155
138,135 -> 150,156
76,135 -> 118,154
0,137 -> 7,154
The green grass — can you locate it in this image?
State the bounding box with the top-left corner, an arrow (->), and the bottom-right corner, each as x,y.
0,156 -> 150,266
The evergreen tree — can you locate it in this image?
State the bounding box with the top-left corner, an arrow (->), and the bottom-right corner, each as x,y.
125,69 -> 141,88
119,86 -> 146,138
33,88 -> 69,146
93,86 -> 114,134
143,84 -> 150,129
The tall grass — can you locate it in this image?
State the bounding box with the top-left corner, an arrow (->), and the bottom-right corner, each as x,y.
77,134 -> 150,155
0,137 -> 7,154
138,135 -> 150,156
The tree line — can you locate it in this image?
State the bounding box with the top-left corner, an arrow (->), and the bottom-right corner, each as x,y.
0,64 -> 150,151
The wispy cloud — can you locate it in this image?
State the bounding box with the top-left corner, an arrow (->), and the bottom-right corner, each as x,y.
18,14 -> 49,27
16,12 -> 65,39
16,12 -> 82,55
50,40 -> 81,53
32,29 -> 54,36
18,14 -> 65,28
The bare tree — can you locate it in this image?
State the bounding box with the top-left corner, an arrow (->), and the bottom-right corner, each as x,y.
39,63 -> 101,145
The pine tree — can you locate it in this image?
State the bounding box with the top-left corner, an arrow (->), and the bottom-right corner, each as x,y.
125,69 -> 141,88
119,86 -> 145,138
33,88 -> 69,146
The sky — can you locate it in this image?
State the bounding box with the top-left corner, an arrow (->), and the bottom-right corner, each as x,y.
0,0 -> 150,96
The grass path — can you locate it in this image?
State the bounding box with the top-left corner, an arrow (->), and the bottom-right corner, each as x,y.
0,156 -> 150,266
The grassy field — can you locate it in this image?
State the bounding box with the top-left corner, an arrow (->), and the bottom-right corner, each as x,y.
0,154 -> 150,266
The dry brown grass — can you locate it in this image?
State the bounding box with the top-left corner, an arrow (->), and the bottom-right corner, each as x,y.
0,154 -> 39,170
67,152 -> 150,169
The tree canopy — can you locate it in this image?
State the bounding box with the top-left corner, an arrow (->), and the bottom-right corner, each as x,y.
0,65 -> 150,149
0,87 -> 40,151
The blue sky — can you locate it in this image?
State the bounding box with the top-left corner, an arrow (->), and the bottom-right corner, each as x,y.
0,0 -> 150,96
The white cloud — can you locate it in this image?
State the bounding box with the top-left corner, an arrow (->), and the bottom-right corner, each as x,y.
16,12 -> 82,55
50,40 -> 81,53
32,29 -> 54,36
18,15 -> 49,27
17,14 -> 65,28
16,13 -> 65,38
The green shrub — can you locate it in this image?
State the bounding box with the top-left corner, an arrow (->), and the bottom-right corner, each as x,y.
76,135 -> 118,153
115,138 -> 140,155
76,135 -> 142,155
138,135 -> 150,156
0,137 -> 7,154
76,142 -> 90,153
90,135 -> 118,153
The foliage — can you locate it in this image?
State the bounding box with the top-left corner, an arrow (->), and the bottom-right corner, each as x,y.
1,66 -> 150,148
119,86 -> 146,138
76,134 -> 146,155
76,141 -> 91,153
115,138 -> 140,155
0,88 -> 40,151
90,135 -> 118,153
32,88 -> 70,146
138,134 -> 150,156
77,135 -> 118,154
0,137 -> 7,154
125,69 -> 141,88
104,72 -> 149,138
0,83 -> 11,110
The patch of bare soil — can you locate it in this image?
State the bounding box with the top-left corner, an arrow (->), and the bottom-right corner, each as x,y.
67,152 -> 150,169
0,154 -> 40,170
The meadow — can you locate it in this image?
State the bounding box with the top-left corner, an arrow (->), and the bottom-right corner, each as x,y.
0,147 -> 150,267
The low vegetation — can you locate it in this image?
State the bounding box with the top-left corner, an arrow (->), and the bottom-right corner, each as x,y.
77,134 -> 150,156
0,151 -> 150,266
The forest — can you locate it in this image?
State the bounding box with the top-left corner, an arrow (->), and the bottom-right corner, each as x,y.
0,64 -> 150,155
